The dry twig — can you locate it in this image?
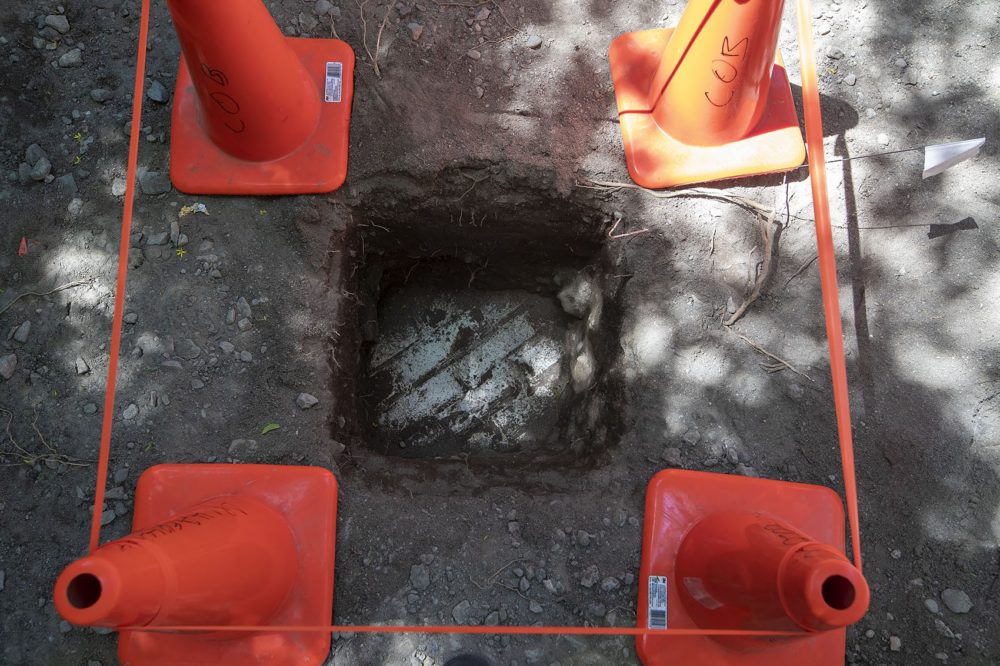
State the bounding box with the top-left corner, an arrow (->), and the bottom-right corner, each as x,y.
732,332 -> 814,382
724,207 -> 776,326
0,278 -> 92,317
356,0 -> 392,78
782,254 -> 818,289
607,214 -> 649,240
0,407 -> 89,467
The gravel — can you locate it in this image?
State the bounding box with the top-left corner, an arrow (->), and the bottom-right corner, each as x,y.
409,564 -> 430,590
45,15 -> 70,34
0,354 -> 17,380
122,403 -> 138,420
147,80 -> 170,103
58,48 -> 82,68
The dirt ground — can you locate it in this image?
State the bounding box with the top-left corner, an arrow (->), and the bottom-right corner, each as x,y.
1,0 -> 999,664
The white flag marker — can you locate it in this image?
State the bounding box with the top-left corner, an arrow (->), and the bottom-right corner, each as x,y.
923,138 -> 986,179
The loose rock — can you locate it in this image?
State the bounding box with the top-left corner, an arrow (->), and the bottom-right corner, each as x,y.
296,392 -> 319,409
452,599 -> 473,624
13,321 -> 31,343
147,80 -> 169,103
29,157 -> 52,181
941,588 -> 972,614
139,171 -> 172,195
525,35 -> 543,49
90,88 -> 114,103
75,357 -> 90,375
409,564 -> 430,590
45,15 -> 71,34
122,403 -> 139,420
0,355 -> 13,380
58,48 -> 82,67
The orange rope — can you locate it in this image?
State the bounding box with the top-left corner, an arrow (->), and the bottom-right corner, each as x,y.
83,0 -> 860,638
88,0 -> 151,554
794,0 -> 863,570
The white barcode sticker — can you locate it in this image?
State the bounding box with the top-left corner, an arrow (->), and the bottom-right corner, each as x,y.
324,62 -> 343,103
647,576 -> 668,629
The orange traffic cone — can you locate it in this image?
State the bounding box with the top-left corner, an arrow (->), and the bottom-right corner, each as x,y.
166,0 -> 355,195
608,0 -> 805,188
637,470 -> 869,666
54,464 -> 338,665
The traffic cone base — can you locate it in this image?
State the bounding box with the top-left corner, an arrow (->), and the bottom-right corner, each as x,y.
637,470 -> 857,666
170,38 -> 355,195
609,28 -> 805,189
120,464 -> 336,665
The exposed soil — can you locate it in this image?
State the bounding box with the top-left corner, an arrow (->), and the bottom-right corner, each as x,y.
1,1 -> 999,665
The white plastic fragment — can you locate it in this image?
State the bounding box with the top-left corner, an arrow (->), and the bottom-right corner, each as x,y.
922,138 -> 986,179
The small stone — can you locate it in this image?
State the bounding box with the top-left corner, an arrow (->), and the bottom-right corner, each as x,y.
895,57 -> 908,69
525,34 -> 542,49
600,577 -> 620,592
236,296 -> 252,318
889,636 -> 902,651
891,549 -> 901,559
660,447 -> 684,468
239,351 -> 253,363
518,577 -> 530,593
407,23 -> 424,41
124,313 -> 139,324
924,598 -> 940,614
452,599 -> 473,624
557,273 -> 595,318
877,133 -> 890,147
55,173 -> 77,193
175,338 -> 202,360
844,73 -> 857,86
122,403 -> 139,420
190,378 -> 205,390
218,341 -> 235,354
83,403 -> 98,415
75,357 -> 90,375
466,49 -> 482,60
12,320 -> 31,343
941,589 -> 972,614
529,600 -> 543,613
100,509 -> 116,525
1,354 -> 18,380
314,0 -> 334,15
237,318 -> 252,331
576,530 -> 591,547
410,564 -> 430,590
296,392 -> 319,409
112,177 -> 127,197
580,564 -> 599,588
139,171 -> 172,195
25,144 -> 47,164
30,157 -> 52,181
45,15 -> 71,34
90,88 -> 114,103
58,48 -> 83,67
145,230 -> 169,246
826,47 -> 845,59
147,80 -> 169,103
228,439 -> 257,457
933,618 -> 956,639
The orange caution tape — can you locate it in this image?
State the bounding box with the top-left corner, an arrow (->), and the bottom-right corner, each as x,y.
85,0 -> 860,638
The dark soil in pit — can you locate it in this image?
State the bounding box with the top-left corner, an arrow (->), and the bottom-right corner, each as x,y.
344,197 -> 626,474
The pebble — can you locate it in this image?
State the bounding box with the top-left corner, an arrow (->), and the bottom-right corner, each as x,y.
557,273 -> 595,319
45,15 -> 71,34
895,57 -> 908,69
25,144 -> 47,164
58,48 -> 82,67
124,313 -> 139,324
600,576 -> 620,592
13,320 -> 31,343
525,35 -> 542,49
83,403 -> 98,415
576,530 -> 592,547
889,635 -> 901,651
296,392 -> 319,409
60,620 -> 72,633
139,171 -> 172,195
452,599 -> 473,624
580,564 -> 599,588
826,47 -> 845,59
228,439 -> 257,457
924,598 -> 940,614
529,600 -> 543,613
933,618 -> 956,639
175,338 -> 202,359
877,133 -> 890,147
30,157 -> 52,181
122,403 -> 138,420
75,357 -> 90,375
408,23 -> 424,41
844,73 -> 857,86
146,231 -> 169,246
236,297 -> 252,318
940,588 -> 972,614
56,173 -> 77,193
112,177 -> 127,196
147,80 -> 170,103
239,351 -> 253,363
90,88 -> 114,103
466,49 -> 482,60
218,341 -> 235,354
410,564 -> 430,590
314,0 -> 334,15
100,509 -> 116,525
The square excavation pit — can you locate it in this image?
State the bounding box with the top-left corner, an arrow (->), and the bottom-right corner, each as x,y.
350,205 -> 622,464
